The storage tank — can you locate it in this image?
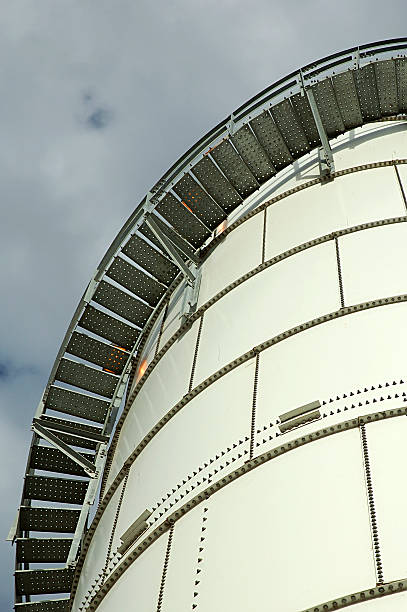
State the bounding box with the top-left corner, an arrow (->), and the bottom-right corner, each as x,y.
10,38 -> 407,612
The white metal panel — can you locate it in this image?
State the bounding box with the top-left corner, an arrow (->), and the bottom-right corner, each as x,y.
127,320 -> 162,403
115,360 -> 254,539
196,430 -> 374,611
364,417 -> 407,584
265,182 -> 346,259
265,167 -> 404,259
255,393 -> 405,462
354,592 -> 407,610
198,213 -> 263,307
136,311 -> 163,370
158,288 -> 184,351
161,504 -> 204,612
340,222 -> 407,306
106,320 -> 200,492
334,122 -> 407,171
194,241 -> 339,386
72,485 -> 122,611
158,304 -> 181,351
226,153 -> 320,229
95,533 -> 167,612
256,302 -> 407,429
330,166 -> 401,238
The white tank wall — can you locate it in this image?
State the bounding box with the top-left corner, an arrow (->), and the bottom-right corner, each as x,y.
105,319 -> 200,491
96,534 -> 167,612
365,417 -> 407,583
340,222 -> 407,303
265,166 -> 405,258
192,431 -> 375,612
197,212 -> 264,307
194,240 -> 339,385
357,594 -> 407,610
73,122 -> 407,612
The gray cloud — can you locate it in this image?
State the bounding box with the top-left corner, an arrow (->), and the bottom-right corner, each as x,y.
1,0 -> 406,607
86,108 -> 113,129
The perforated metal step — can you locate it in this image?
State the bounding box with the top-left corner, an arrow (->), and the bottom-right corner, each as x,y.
172,173 -> 226,230
16,538 -> 72,563
250,110 -> 293,170
332,71 -> 363,129
290,92 -> 320,146
354,63 -> 381,120
311,79 -> 345,137
107,257 -> 165,306
66,332 -> 128,376
211,139 -> 259,197
93,280 -> 152,327
37,415 -> 103,450
191,156 -> 242,213
78,304 -> 138,350
15,599 -> 69,612
45,385 -> 109,423
30,445 -> 94,477
155,192 -> 211,248
55,358 -> 118,398
15,568 -> 74,596
375,59 -> 398,115
231,124 -> 275,182
19,506 -> 80,533
24,475 -> 88,505
271,98 -> 310,157
123,234 -> 178,285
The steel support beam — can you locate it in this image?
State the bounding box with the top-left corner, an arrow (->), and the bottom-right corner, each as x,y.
305,87 -> 335,177
145,215 -> 197,283
299,71 -> 335,178
148,214 -> 200,263
32,417 -> 109,443
32,422 -> 97,477
66,447 -> 107,566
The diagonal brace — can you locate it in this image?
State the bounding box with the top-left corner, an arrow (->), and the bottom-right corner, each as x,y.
32,421 -> 97,477
33,416 -> 109,443
145,215 -> 197,283
151,215 -> 200,264
305,87 -> 335,176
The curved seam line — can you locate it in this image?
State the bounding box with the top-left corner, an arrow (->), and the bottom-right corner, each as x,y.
360,423 -> 384,584
78,406 -> 407,611
156,524 -> 174,612
102,212 -> 407,492
300,579 -> 407,611
90,294 -> 407,561
201,159 -> 407,258
101,158 -> 407,492
72,295 -> 407,602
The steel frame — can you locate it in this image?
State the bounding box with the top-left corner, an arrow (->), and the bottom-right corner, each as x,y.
299,71 -> 335,177
145,215 -> 197,283
31,422 -> 97,477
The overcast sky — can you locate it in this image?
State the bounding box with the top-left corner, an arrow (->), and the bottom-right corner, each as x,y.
0,1 -> 405,608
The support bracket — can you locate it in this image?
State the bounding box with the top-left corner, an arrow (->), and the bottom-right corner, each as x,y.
180,267 -> 202,325
66,447 -> 107,566
300,73 -> 335,178
32,421 -> 98,477
145,215 -> 198,283
226,112 -> 236,136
